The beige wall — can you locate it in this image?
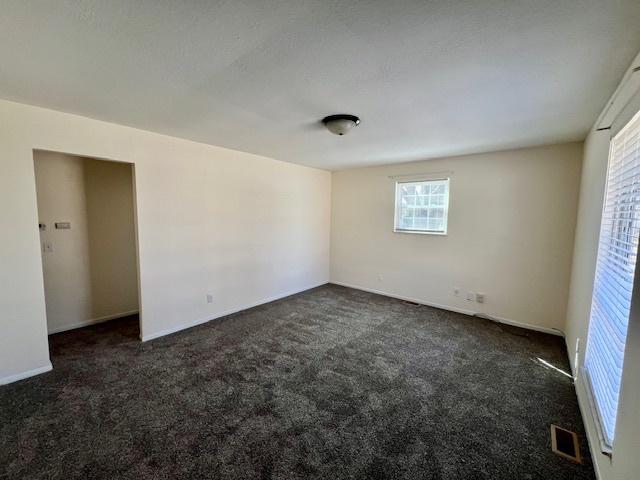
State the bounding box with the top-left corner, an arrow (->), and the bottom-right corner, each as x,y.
565,52 -> 640,480
34,152 -> 139,334
35,152 -> 94,332
331,143 -> 583,333
84,158 -> 139,322
0,99 -> 330,384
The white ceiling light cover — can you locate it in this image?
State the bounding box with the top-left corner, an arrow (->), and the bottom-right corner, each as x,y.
322,114 -> 360,136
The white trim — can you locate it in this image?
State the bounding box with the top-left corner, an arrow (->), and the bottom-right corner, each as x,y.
580,367 -> 614,455
473,311 -> 564,336
141,282 -> 328,342
575,375 -> 604,480
596,60 -> 640,132
393,229 -> 448,236
47,310 -> 139,335
387,170 -> 454,180
330,281 -> 564,336
0,362 -> 52,386
393,178 -> 450,236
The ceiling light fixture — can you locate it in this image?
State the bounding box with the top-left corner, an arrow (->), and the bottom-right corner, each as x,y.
322,114 -> 360,136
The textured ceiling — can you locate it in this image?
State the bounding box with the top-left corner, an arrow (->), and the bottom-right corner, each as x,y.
1,1 -> 640,170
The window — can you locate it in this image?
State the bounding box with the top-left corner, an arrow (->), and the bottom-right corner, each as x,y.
394,179 -> 449,234
584,109 -> 640,449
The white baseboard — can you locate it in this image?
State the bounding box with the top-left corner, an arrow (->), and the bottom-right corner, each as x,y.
574,376 -> 603,480
564,338 -> 602,480
0,362 -> 52,386
330,280 -> 564,337
48,310 -> 139,335
565,337 -> 606,480
141,282 -> 328,342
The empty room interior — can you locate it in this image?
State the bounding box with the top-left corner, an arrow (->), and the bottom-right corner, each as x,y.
1,2 -> 640,479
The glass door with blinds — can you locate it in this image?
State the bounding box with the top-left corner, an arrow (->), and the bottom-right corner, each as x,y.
584,108 -> 640,450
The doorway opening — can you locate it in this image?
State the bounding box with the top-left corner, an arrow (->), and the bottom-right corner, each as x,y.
33,150 -> 142,339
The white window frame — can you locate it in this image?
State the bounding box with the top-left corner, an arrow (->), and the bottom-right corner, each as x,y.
393,178 -> 450,235
583,107 -> 640,453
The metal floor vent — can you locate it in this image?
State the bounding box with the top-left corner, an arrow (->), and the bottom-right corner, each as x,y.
402,300 -> 421,307
550,425 -> 581,464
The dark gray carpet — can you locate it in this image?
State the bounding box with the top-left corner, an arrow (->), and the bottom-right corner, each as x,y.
1,284 -> 594,479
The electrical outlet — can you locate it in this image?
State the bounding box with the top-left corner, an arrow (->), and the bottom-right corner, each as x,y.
377,274 -> 384,282
42,241 -> 53,253
206,294 -> 213,304
466,292 -> 474,301
453,287 -> 460,297
476,293 -> 485,303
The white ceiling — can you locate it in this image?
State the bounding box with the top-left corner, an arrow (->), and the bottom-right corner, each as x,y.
1,1 -> 639,170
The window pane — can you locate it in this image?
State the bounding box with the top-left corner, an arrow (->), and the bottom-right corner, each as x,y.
403,195 -> 416,206
402,184 -> 416,195
414,218 -> 428,230
427,219 -> 442,231
415,208 -> 429,219
431,195 -> 445,206
430,208 -> 444,219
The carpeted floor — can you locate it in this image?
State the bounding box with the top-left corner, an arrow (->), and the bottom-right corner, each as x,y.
1,284 -> 594,479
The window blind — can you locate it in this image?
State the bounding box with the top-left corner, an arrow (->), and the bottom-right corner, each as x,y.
585,108 -> 640,447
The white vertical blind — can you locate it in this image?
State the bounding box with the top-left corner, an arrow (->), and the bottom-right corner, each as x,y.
585,109 -> 640,447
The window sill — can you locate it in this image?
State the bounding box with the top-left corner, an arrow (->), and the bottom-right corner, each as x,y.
393,229 -> 447,236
